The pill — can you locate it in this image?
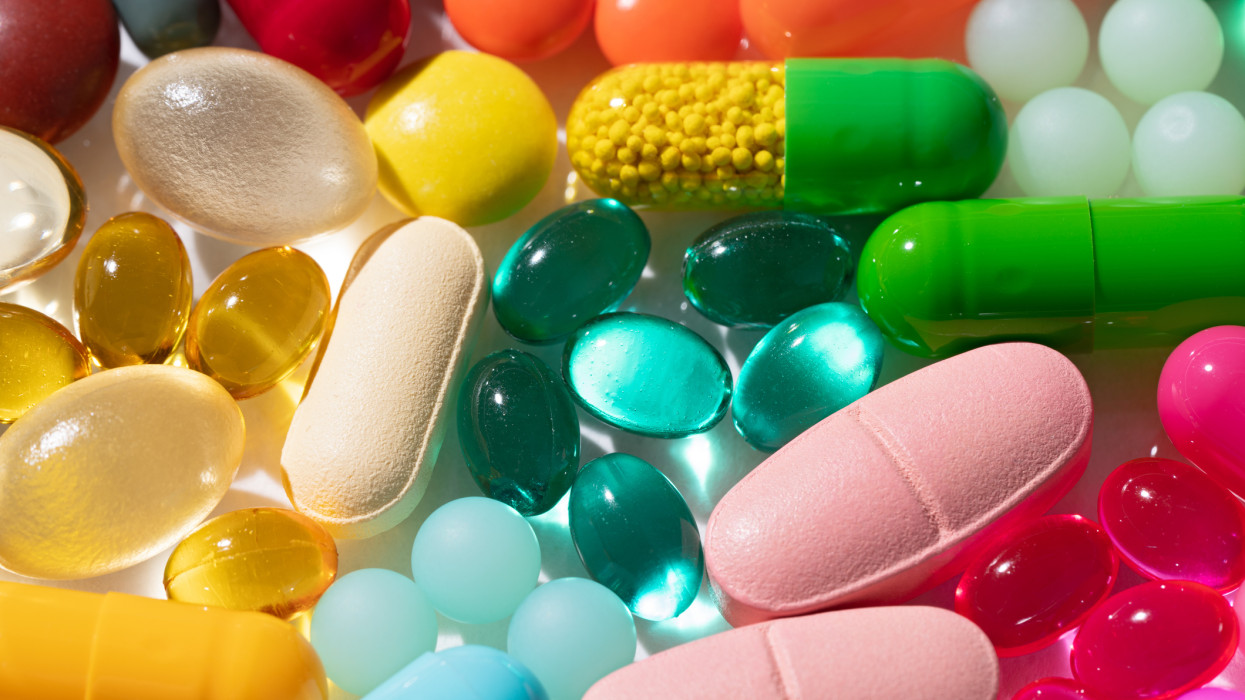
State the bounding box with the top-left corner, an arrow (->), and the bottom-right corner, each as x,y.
186,247 -> 330,399
705,342 -> 1091,625
1099,0 -> 1224,106
282,217 -> 488,538
0,365 -> 243,579
113,0 -> 220,58
733,303 -> 884,451
0,126 -> 86,291
682,211 -> 854,328
567,59 -> 1004,213
226,0 -> 410,96
0,302 -> 89,424
583,605 -> 998,700
965,0 -> 1089,103
0,581 -> 326,699
1008,88 -> 1131,198
594,0 -> 742,65
163,507 -> 338,619
365,645 -> 547,700
493,198 -> 650,344
739,0 -> 976,60
1133,92 -> 1245,197
113,47 -> 377,246
458,350 -> 580,516
1183,690 -> 1245,700
1013,678 -> 1096,700
447,0 -> 591,62
74,211 -> 192,368
859,196 -> 1245,359
0,0 -> 118,142
563,312 -> 732,438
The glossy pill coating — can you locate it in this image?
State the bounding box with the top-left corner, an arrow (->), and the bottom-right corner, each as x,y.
733,303 -> 884,451
186,247 -> 330,399
508,578 -> 637,700
584,606 -> 998,700
458,350 -> 580,516
493,198 -> 650,344
74,212 -> 193,368
0,365 -> 243,579
282,218 -> 488,539
447,0 -> 591,62
707,343 -> 1092,625
163,507 -> 338,619
1008,88 -> 1132,198
0,0 -> 119,143
739,0 -> 976,60
1133,92 -> 1245,197
1071,581 -> 1238,700
1099,458 -> 1245,591
0,127 -> 87,291
683,211 -> 854,328
113,0 -> 220,58
366,51 -> 557,227
1099,0 -> 1224,106
570,454 -> 704,621
311,569 -> 438,697
0,302 -> 90,424
1181,690 -> 1245,699
227,0 -> 410,96
364,645 -> 547,700
113,47 -> 377,246
1013,678 -> 1098,700
594,0 -> 742,66
965,0 -> 1090,103
955,515 -> 1118,657
563,312 -> 732,438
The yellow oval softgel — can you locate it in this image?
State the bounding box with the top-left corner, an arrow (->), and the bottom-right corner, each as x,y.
164,507 -> 338,619
0,364 -> 244,579
74,212 -> 193,368
0,302 -> 89,423
187,247 -> 331,399
567,62 -> 786,208
365,51 -> 557,226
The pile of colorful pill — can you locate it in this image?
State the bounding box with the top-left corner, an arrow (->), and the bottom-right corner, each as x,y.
5,0 -> 1245,698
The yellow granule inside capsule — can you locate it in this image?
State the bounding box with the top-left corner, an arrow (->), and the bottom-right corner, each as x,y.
568,62 -> 785,208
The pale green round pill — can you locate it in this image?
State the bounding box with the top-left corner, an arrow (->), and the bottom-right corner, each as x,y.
965,0 -> 1089,103
411,497 -> 541,624
1133,91 -> 1245,196
1099,0 -> 1224,105
507,578 -> 636,700
1008,87 -> 1131,198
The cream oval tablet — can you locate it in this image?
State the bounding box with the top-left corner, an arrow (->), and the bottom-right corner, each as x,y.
281,217 -> 488,538
705,342 -> 1092,626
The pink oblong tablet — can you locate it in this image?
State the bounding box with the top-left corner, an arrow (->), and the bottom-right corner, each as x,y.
706,343 -> 1092,626
583,606 -> 998,700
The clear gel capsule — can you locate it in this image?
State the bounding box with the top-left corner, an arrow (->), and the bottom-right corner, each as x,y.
0,126 -> 86,290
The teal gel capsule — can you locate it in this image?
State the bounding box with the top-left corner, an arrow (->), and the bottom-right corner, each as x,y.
364,645 -> 547,700
562,312 -> 732,438
734,303 -> 885,451
859,196 -> 1245,358
493,199 -> 650,344
113,0 -> 221,58
569,453 -> 704,621
683,211 -> 855,328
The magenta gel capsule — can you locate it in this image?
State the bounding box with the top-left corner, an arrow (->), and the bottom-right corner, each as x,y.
1013,677 -> 1099,699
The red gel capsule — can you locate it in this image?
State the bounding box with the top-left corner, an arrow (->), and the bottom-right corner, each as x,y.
1099,458 -> 1245,592
1071,581 -> 1238,700
955,514 -> 1118,657
1014,678 -> 1098,699
226,0 -> 411,96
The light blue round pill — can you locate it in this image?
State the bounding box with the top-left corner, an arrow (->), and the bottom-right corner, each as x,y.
411,497 -> 542,624
507,578 -> 636,700
363,645 -> 548,700
310,568 -> 438,696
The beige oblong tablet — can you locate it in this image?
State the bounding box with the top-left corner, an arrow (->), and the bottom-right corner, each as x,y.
584,606 -> 998,700
281,217 -> 487,538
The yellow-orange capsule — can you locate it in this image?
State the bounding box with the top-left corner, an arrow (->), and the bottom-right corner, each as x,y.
74,212 -> 193,368
0,302 -> 89,423
186,247 -> 331,399
165,508 -> 338,619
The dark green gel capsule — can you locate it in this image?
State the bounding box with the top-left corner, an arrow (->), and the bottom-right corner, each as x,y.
113,0 -> 220,58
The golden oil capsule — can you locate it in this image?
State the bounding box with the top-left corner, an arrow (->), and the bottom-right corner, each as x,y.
164,507 -> 338,619
0,302 -> 89,423
186,247 -> 331,399
74,212 -> 193,368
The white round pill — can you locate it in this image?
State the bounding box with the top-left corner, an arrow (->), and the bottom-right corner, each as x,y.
1099,0 -> 1224,105
1133,91 -> 1245,196
965,0 -> 1089,103
1008,87 -> 1131,198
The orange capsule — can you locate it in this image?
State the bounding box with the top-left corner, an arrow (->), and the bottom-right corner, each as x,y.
595,0 -> 743,66
446,0 -> 592,62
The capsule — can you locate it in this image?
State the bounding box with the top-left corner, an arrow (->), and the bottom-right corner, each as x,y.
0,127 -> 86,290
0,581 -> 326,699
0,302 -> 90,423
858,196 -> 1245,358
112,0 -> 220,58
187,247 -> 330,399
566,59 -> 1005,213
74,212 -> 193,368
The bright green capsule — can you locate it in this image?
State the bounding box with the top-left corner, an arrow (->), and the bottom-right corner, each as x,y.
569,453 -> 703,621
493,199 -> 650,344
683,211 -> 854,328
562,312 -> 731,438
457,350 -> 580,516
734,303 -> 884,451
